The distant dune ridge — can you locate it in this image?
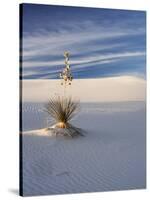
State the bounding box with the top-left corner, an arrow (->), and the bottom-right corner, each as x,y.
22,76 -> 146,103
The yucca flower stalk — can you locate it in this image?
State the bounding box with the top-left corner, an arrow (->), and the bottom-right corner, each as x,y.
44,96 -> 83,137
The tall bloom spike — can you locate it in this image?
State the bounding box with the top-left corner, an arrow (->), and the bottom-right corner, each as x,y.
60,51 -> 73,86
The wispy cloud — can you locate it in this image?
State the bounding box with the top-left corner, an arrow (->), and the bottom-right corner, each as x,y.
23,51 -> 145,68
21,4 -> 146,79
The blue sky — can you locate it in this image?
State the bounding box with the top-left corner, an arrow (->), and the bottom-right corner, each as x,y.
21,3 -> 146,79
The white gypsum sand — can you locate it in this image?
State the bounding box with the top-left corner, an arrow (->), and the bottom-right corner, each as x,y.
22,76 -> 146,103
21,77 -> 146,196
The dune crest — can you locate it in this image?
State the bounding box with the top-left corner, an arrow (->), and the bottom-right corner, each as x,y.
22,76 -> 146,103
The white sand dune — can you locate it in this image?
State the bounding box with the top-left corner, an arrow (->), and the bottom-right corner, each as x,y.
23,128 -> 52,136
22,101 -> 146,196
22,76 -> 146,102
21,77 -> 146,196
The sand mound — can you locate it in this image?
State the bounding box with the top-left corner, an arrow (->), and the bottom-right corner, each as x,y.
23,125 -> 84,138
23,128 -> 53,137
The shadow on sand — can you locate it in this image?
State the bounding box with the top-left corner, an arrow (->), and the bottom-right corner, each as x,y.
8,188 -> 19,196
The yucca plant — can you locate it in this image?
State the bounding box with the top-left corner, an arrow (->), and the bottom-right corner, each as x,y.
44,95 -> 83,137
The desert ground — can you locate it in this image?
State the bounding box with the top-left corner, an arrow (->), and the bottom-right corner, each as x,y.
21,77 -> 146,196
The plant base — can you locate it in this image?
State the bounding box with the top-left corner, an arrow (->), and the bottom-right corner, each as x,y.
46,123 -> 84,138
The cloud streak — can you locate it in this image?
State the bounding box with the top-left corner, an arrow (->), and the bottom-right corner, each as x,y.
21,4 -> 146,79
